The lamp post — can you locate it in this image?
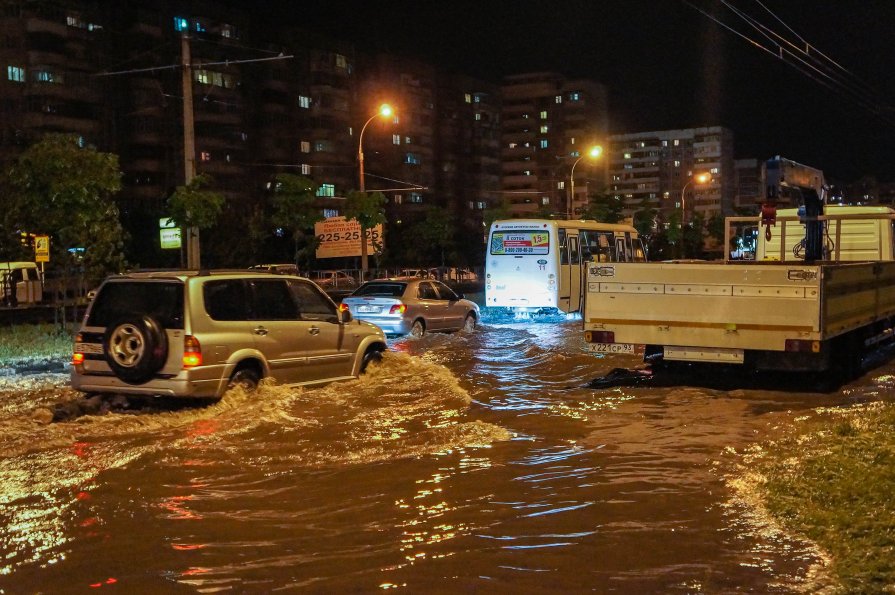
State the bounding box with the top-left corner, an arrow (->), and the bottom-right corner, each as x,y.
358,103 -> 393,193
568,145 -> 602,219
679,172 -> 711,257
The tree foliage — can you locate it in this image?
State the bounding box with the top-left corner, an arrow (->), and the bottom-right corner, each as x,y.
409,206 -> 456,266
270,174 -> 322,267
583,191 -> 625,223
165,173 -> 225,230
2,133 -> 125,281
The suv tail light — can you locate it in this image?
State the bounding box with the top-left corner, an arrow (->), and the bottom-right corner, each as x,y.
183,335 -> 203,368
72,332 -> 85,365
389,304 -> 406,315
338,302 -> 349,313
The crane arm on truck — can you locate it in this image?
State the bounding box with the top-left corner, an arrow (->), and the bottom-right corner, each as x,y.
760,156 -> 827,261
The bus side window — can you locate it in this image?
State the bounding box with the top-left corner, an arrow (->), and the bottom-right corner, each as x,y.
569,236 -> 579,264
559,230 -> 569,265
615,237 -> 628,262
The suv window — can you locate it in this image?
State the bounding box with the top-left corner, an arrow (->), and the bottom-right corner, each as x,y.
288,279 -> 337,320
249,279 -> 299,320
88,281 -> 184,328
204,279 -> 249,321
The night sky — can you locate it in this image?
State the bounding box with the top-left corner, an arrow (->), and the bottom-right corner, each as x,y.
260,0 -> 895,183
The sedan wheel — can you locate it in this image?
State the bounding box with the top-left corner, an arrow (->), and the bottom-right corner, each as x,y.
463,313 -> 477,332
410,319 -> 425,337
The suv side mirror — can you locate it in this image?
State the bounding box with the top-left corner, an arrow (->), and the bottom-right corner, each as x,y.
338,309 -> 353,323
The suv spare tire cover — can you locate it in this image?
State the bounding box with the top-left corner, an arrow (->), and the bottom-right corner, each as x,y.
103,314 -> 169,384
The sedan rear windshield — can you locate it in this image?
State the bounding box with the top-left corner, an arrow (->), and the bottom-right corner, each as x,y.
87,281 -> 184,329
353,282 -> 406,297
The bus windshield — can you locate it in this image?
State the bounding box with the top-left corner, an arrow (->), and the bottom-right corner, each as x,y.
490,230 -> 550,255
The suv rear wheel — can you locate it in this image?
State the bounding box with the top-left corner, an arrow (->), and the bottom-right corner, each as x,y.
228,365 -> 261,391
103,315 -> 168,385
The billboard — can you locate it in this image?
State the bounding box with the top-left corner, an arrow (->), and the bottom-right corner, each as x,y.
314,217 -> 384,259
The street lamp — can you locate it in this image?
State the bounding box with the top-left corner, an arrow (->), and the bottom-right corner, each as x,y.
568,145 -> 602,219
679,172 -> 711,257
358,103 -> 393,192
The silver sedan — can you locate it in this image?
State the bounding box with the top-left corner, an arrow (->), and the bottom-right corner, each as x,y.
341,278 -> 480,337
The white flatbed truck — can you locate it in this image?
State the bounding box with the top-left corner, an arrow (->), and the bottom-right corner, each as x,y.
583,203 -> 895,377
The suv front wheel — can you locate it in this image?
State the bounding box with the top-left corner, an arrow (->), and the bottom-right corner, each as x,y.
103,314 -> 168,384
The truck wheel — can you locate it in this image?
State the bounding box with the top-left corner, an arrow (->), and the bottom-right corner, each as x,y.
103,315 -> 168,385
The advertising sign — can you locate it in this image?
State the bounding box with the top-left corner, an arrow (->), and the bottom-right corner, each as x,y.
34,235 -> 50,262
490,230 -> 550,255
160,228 -> 182,250
314,217 -> 384,259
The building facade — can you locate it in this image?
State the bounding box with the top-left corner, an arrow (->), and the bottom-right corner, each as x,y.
608,126 -> 735,227
500,72 -> 608,219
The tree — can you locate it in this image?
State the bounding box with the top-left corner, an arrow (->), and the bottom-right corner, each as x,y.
3,133 -> 125,282
166,174 -> 225,268
343,190 -> 387,280
583,191 -> 625,223
412,206 -> 456,267
270,174 -> 322,270
632,199 -> 658,237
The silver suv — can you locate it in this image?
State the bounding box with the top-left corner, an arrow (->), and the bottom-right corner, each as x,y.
71,271 -> 387,399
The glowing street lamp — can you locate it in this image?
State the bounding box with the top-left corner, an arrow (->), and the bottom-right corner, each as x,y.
679,172 -> 711,257
568,145 -> 603,219
358,103 -> 393,193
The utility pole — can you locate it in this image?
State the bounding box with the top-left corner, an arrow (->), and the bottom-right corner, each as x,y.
181,32 -> 200,269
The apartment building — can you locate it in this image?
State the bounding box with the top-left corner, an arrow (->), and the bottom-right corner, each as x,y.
608,126 -> 735,226
500,72 -> 608,218
733,158 -> 761,212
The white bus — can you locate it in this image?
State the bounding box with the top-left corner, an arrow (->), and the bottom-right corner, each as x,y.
485,219 -> 645,315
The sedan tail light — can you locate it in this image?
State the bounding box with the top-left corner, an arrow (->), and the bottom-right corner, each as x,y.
389,304 -> 406,314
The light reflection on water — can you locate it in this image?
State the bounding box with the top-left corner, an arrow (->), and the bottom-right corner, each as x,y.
0,318 -> 892,591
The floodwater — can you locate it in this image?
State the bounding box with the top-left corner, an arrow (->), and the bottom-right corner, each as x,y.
1,314 -> 892,593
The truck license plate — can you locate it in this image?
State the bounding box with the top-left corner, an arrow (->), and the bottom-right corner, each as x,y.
586,343 -> 635,354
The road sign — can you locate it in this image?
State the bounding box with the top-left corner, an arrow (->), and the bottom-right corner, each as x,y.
34,235 -> 50,262
160,227 -> 182,249
314,217 -> 383,259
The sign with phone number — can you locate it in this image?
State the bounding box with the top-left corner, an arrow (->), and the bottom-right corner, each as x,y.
314,217 -> 384,258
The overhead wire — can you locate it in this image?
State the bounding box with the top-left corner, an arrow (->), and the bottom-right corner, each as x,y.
683,0 -> 895,129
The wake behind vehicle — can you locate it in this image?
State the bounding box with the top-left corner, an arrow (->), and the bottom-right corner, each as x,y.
341,278 -> 479,337
71,270 -> 386,399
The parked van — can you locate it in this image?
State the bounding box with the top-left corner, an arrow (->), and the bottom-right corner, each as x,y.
0,261 -> 43,307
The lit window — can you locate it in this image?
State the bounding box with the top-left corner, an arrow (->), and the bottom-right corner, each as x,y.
200,151 -> 211,161
661,140 -> 668,147
570,151 -> 580,157
7,66 -> 24,82
174,17 -> 188,31
540,125 -> 548,133
33,69 -> 61,83
473,94 -> 481,103
394,194 -> 403,204
392,116 -> 400,125
335,54 -> 347,69
314,141 -> 328,152
557,181 -> 565,190
638,142 -> 645,148
221,24 -> 236,38
392,134 -> 401,145
405,153 -> 420,165
405,136 -> 412,144
540,139 -> 548,149
624,152 -> 632,159
673,139 -> 680,146
298,95 -> 310,108
674,160 -> 681,167
300,141 -> 310,153
539,110 -> 548,119
569,92 -> 580,101
475,113 -> 481,121
316,183 -> 335,197
323,208 -> 339,218
541,197 -> 550,205
570,137 -> 575,145
508,142 -> 517,149
409,192 -> 422,203
300,164 -> 310,175
555,95 -> 562,103
710,167 -> 719,174
464,93 -> 471,103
